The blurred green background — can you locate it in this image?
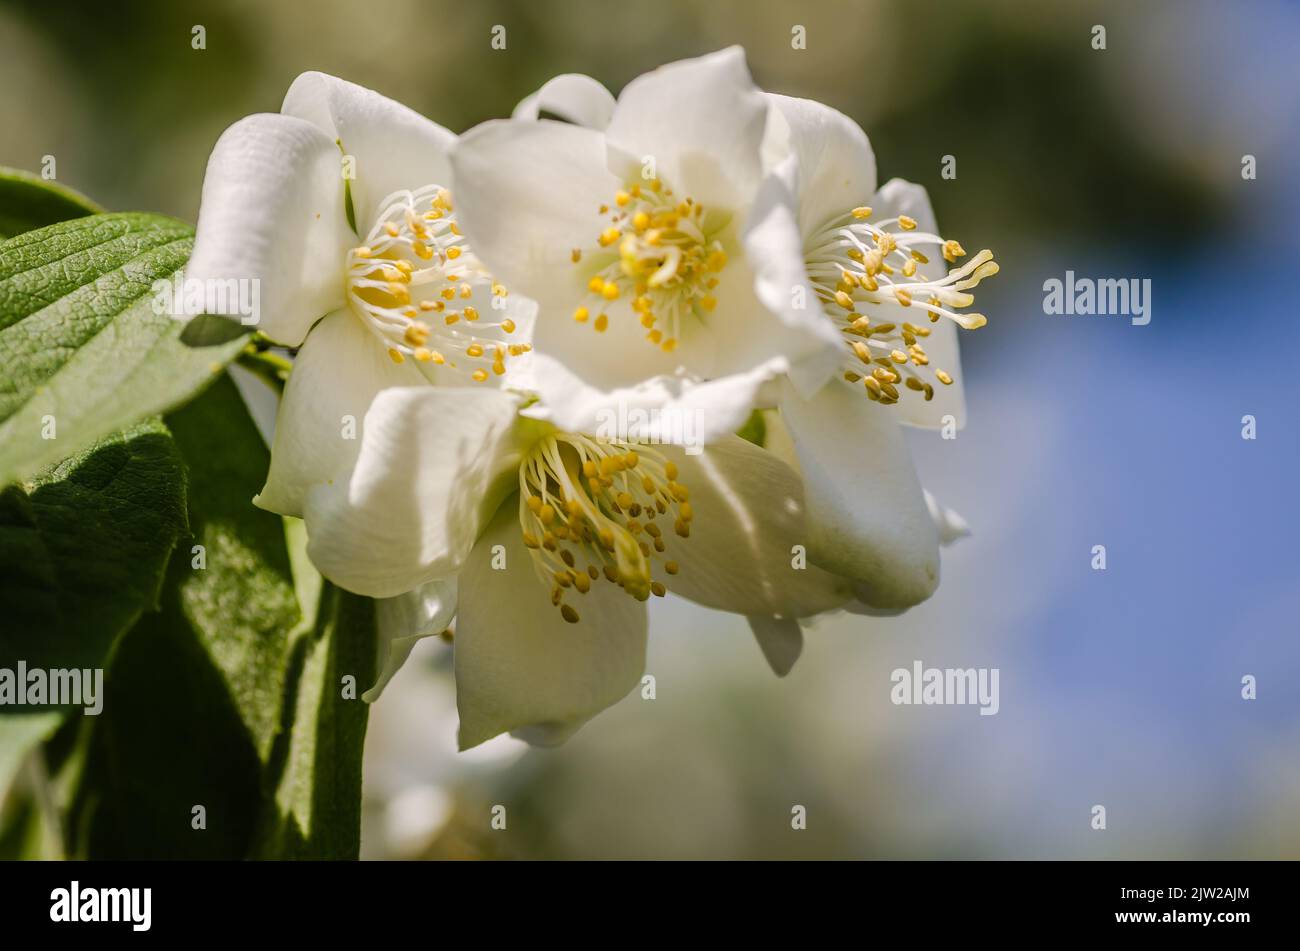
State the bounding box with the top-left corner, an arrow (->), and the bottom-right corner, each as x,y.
3,0 -> 1297,859
0,0 -> 1236,245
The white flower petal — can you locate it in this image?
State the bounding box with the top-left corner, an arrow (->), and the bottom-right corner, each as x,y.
872,178 -> 967,430
767,94 -> 877,237
513,73 -> 615,129
187,113 -> 353,346
364,577 -> 457,702
451,118 -> 620,314
655,437 -> 854,618
490,292 -> 541,389
747,615 -> 803,677
454,503 -> 647,750
520,351 -> 785,450
302,386 -> 522,599
452,119 -> 689,390
255,311 -> 424,517
925,488 -> 971,546
282,71 -> 457,228
532,295 -> 689,394
778,379 -> 940,610
740,156 -> 844,397
456,62 -> 811,399
604,47 -> 768,210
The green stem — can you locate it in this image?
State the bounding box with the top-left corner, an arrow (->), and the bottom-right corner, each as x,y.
236,345 -> 292,393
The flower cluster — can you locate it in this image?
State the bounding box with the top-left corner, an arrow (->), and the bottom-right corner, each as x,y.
186,49 -> 995,749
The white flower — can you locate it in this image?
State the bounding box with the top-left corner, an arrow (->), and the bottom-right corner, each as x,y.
756,94 -> 997,424
745,93 -> 998,609
449,48 -> 843,448
312,385 -> 852,747
457,51 -> 996,617
184,72 -> 534,697
183,60 -> 994,739
189,72 -> 535,512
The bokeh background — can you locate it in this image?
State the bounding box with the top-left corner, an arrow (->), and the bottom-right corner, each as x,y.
3,0 -> 1296,858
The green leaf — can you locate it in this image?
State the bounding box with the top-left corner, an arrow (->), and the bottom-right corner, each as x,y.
2,369 -> 377,859
0,420 -> 188,804
59,374 -> 303,858
67,589 -> 265,859
69,580 -> 377,861
255,578 -> 377,860
69,576 -> 376,860
0,213 -> 248,485
163,373 -> 300,761
180,312 -> 254,347
0,418 -> 188,676
0,167 -> 102,240
58,376 -> 375,859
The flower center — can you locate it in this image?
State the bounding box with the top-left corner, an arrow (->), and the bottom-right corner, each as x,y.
570,179 -> 729,353
804,206 -> 998,404
517,433 -> 693,623
345,185 -> 528,381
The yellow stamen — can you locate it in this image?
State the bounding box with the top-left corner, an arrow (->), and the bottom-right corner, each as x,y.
518,434 -> 694,618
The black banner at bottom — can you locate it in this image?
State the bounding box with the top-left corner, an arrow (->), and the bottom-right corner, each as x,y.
0,859 -> 1279,937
